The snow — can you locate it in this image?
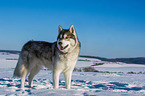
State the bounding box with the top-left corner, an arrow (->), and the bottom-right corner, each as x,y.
0,52 -> 145,96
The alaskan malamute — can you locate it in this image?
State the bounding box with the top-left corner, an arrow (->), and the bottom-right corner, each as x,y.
13,25 -> 81,89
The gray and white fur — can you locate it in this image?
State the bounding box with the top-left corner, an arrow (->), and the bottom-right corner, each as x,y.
13,25 -> 81,89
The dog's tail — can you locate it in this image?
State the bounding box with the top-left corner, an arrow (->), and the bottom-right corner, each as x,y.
13,57 -> 22,77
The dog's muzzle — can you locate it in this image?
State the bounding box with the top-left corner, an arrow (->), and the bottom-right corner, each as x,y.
58,42 -> 69,50
60,45 -> 69,50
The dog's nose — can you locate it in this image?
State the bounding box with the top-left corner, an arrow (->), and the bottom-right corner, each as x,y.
59,42 -> 62,45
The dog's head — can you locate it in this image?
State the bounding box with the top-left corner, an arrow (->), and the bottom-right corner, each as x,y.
57,25 -> 78,54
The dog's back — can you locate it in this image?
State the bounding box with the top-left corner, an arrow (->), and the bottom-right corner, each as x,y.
13,41 -> 55,77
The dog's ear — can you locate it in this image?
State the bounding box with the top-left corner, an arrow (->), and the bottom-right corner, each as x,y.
69,25 -> 76,36
58,25 -> 63,33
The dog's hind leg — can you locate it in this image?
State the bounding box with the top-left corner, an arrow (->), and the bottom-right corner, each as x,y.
28,65 -> 41,87
21,65 -> 29,88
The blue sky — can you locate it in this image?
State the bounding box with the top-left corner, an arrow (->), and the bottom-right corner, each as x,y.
0,0 -> 145,58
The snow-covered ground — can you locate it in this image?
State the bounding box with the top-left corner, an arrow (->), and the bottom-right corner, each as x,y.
0,52 -> 145,96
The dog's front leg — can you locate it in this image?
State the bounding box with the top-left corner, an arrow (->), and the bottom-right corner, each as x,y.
64,70 -> 73,89
53,70 -> 61,89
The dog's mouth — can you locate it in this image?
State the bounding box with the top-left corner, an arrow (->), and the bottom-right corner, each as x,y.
60,45 -> 69,50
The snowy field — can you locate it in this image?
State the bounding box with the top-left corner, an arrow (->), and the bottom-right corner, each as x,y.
0,52 -> 145,96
